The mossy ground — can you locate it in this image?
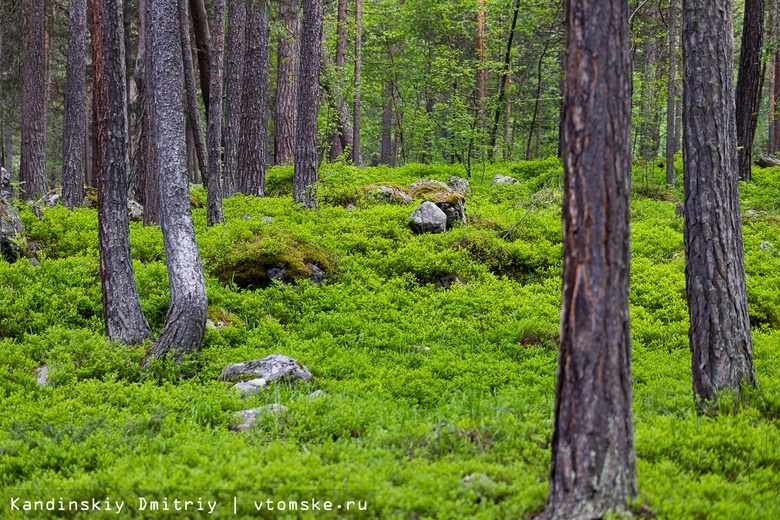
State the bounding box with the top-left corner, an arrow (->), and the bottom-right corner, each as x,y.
1,159 -> 779,519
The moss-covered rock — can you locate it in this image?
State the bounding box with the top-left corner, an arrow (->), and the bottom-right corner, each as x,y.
212,232 -> 336,289
409,179 -> 452,200
0,201 -> 26,262
364,182 -> 412,205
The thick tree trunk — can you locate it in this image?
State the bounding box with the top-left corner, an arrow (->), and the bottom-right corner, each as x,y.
544,0 -> 637,518
223,0 -> 246,195
89,0 -> 152,345
735,0 -> 764,181
274,0 -> 299,165
238,0 -> 270,197
178,0 -> 208,184
665,0 -> 678,185
62,0 -> 88,208
144,0 -> 208,364
353,0 -> 363,167
206,0 -> 225,225
293,0 -> 323,208
21,0 -> 48,199
682,0 -> 756,405
188,0 -> 211,111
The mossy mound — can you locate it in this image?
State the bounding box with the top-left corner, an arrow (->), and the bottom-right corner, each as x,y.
212,232 -> 336,289
409,180 -> 453,201
364,182 -> 412,205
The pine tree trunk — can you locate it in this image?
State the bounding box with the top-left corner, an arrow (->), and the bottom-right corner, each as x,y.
144,0 -> 208,364
274,0 -> 299,165
90,0 -> 152,345
488,0 -> 520,159
223,0 -> 246,195
188,0 -> 211,112
178,0 -> 208,184
238,0 -> 270,197
62,0 -> 88,208
206,0 -> 225,225
330,0 -> 348,160
544,0 -> 637,517
353,0 -> 363,167
665,0 -> 678,185
682,0 -> 756,406
21,0 -> 48,199
735,0 -> 765,181
293,0 -> 323,208
142,0 -> 159,225
380,79 -> 393,165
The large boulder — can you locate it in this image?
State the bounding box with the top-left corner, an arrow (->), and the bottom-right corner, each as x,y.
127,200 -> 144,222
435,194 -> 466,229
409,179 -> 451,200
492,174 -> 519,186
39,188 -> 63,207
0,201 -> 26,262
364,183 -> 412,205
408,201 -> 447,234
219,354 -> 313,383
447,176 -> 471,196
0,167 -> 12,201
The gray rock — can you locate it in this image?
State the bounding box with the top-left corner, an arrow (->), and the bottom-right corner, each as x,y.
491,174 -> 519,186
447,176 -> 471,196
307,390 -> 327,399
231,404 -> 288,432
366,184 -> 412,205
308,264 -> 326,285
219,354 -> 313,383
241,214 -> 252,221
435,197 -> 466,229
745,209 -> 758,218
127,200 -> 144,222
39,188 -> 63,207
266,262 -> 288,282
0,167 -> 11,201
261,216 -> 273,224
461,473 -> 498,498
232,378 -> 267,397
675,202 -> 685,217
760,241 -> 772,250
1,201 -> 26,263
345,203 -> 356,211
408,201 -> 447,234
36,365 -> 50,387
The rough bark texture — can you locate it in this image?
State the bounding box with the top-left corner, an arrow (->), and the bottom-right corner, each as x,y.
353,0 -> 363,167
21,0 -> 48,199
90,0 -> 152,345
142,0 -> 160,225
274,0 -> 299,166
544,0 -> 637,518
178,0 -> 208,185
62,0 -> 88,209
145,0 -> 208,364
237,0 -> 270,197
206,0 -> 225,225
188,0 -> 211,110
488,0 -> 520,159
293,0 -> 323,208
735,0 -> 764,181
665,0 -> 678,186
223,0 -> 246,195
329,0 -> 349,161
682,0 -> 756,405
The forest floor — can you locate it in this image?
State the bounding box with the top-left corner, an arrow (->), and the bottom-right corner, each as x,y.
1,158 -> 779,519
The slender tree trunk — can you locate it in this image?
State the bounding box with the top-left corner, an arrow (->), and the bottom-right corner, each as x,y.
238,0 -> 270,197
353,0 -> 363,167
769,0 -> 777,155
330,0 -> 348,160
89,0 -> 152,345
666,0 -> 678,185
86,84 -> 94,188
774,54 -> 780,153
380,79 -> 393,165
178,0 -> 208,183
735,0 -> 764,181
144,0 -> 208,364
142,0 -> 159,225
488,0 -> 520,159
503,71 -> 512,161
21,0 -> 48,199
0,18 -> 5,170
526,37 -> 551,159
682,0 -> 756,406
544,0 -> 637,517
188,0 -> 211,111
206,0 -> 225,225
293,0 -> 323,208
476,0 -> 486,126
62,0 -> 88,208
274,0 -> 299,165
223,0 -> 246,195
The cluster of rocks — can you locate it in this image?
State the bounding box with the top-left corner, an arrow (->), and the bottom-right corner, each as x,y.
219,354 -> 322,432
0,168 -> 28,263
406,177 -> 470,234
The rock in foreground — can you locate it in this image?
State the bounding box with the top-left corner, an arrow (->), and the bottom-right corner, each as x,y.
408,201 -> 448,234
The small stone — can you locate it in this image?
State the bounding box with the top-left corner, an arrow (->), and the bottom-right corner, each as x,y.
127,200 -> 144,222
241,214 -> 252,221
262,216 -> 273,224
307,390 -> 327,399
745,209 -> 757,217
232,378 -> 267,397
491,174 -> 519,186
38,188 -> 63,207
231,404 -> 288,432
345,203 -> 356,211
308,264 -> 326,285
408,201 -> 447,234
760,241 -> 771,250
219,354 -> 313,383
35,366 -> 49,387
675,202 -> 685,216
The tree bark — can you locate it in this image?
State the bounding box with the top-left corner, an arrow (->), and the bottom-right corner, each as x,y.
89,0 -> 152,345
142,0 -> 160,225
353,0 -> 363,167
769,0 -> 777,155
735,0 -> 765,181
188,0 -> 211,112
475,0 -> 486,126
274,0 -> 299,165
665,0 -> 678,185
488,0 -> 520,159
293,0 -> 323,208
144,0 -> 208,364
62,0 -> 88,208
21,0 -> 48,199
329,0 -> 348,160
238,0 -> 270,197
206,0 -> 225,224
380,79 -> 393,165
682,0 -> 756,405
178,0 -> 208,184
544,0 -> 637,518
223,0 -> 246,195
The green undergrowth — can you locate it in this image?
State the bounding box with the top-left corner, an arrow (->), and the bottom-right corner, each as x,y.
1,159 -> 779,518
